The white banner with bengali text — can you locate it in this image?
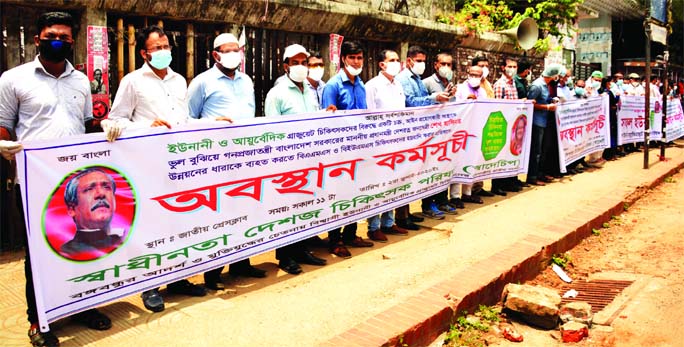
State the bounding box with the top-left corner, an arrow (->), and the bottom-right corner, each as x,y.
17,99 -> 532,329
617,95 -> 665,144
555,95 -> 610,171
664,98 -> 684,142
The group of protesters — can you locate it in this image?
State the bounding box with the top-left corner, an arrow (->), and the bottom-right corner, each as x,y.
1,11 -> 681,347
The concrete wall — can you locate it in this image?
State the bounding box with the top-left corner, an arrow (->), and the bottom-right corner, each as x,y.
577,13 -> 612,76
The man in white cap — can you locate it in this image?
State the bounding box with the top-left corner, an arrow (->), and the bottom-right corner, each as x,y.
186,32 -> 255,120
185,33 -> 266,289
264,44 -> 328,275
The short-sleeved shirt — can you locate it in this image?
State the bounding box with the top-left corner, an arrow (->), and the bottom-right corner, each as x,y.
186,64 -> 255,120
527,77 -> 551,128
396,68 -> 436,107
365,73 -> 406,110
264,76 -> 319,116
493,75 -> 518,100
321,70 -> 366,110
0,56 -> 92,142
108,63 -> 188,127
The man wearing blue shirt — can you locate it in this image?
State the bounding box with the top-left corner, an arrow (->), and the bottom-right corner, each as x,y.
187,34 -> 255,120
185,33 -> 267,290
395,46 -> 454,219
320,40 -> 374,258
526,64 -> 561,186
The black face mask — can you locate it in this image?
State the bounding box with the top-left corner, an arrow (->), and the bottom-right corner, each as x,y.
38,39 -> 72,63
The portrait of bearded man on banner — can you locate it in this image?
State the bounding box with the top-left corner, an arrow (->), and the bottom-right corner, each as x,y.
43,166 -> 136,261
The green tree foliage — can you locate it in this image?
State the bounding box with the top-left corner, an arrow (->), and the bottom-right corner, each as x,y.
436,0 -> 585,50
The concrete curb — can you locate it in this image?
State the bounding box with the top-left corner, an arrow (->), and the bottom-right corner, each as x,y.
320,159 -> 684,347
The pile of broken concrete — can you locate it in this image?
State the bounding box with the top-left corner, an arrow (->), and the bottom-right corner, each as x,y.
501,283 -> 592,343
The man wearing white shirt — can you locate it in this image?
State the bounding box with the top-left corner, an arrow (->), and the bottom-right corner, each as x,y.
104,25 -> 207,313
364,49 -> 410,242
0,12 -> 111,347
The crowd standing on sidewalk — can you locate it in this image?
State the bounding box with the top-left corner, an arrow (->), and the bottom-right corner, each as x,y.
0,11 -> 682,347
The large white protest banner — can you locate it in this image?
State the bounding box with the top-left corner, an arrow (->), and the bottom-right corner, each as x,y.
617,95 -> 664,144
16,100 -> 532,330
664,98 -> 684,142
555,95 -> 610,171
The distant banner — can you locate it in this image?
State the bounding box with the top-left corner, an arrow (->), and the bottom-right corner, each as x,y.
617,95 -> 664,145
664,98 -> 684,142
17,100 -> 531,330
87,26 -> 110,121
555,95 -> 610,171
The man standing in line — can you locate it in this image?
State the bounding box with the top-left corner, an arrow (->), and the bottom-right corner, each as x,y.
421,52 -> 465,211
320,40 -> 374,258
453,65 -> 489,204
263,44 -> 329,274
396,46 -> 455,219
514,58 -> 532,101
306,51 -> 327,108
363,49 -> 411,242
525,64 -> 561,186
184,33 -> 266,289
0,11 -> 111,347
104,25 -> 208,312
492,56 -> 522,194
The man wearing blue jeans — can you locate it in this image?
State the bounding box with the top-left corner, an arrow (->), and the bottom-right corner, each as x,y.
396,46 -> 455,219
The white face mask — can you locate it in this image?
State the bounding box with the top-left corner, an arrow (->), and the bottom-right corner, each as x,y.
345,64 -> 363,76
411,61 -> 426,76
220,52 -> 241,69
505,67 -> 517,77
308,67 -> 324,81
468,77 -> 481,88
438,66 -> 453,81
481,66 -> 489,79
384,61 -> 401,76
288,64 -> 308,83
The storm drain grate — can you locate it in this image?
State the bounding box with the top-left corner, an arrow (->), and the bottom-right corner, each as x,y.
559,279 -> 634,313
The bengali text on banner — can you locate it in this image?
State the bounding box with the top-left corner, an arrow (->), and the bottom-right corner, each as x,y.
555,95 -> 610,171
16,99 -> 532,329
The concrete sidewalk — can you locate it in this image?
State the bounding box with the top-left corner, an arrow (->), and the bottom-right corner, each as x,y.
1,144 -> 683,347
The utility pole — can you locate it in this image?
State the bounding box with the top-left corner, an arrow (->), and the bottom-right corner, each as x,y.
643,2 -> 651,170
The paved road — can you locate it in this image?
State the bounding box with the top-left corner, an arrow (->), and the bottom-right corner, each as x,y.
492,166 -> 684,347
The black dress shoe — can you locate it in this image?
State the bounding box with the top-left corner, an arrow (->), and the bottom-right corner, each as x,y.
141,289 -> 165,312
408,213 -> 424,223
396,219 -> 421,230
279,258 -> 303,275
491,188 -> 507,196
294,251 -> 327,266
229,265 -> 267,278
477,190 -> 495,197
502,185 -> 521,192
203,273 -> 225,290
167,279 -> 207,297
448,197 -> 465,209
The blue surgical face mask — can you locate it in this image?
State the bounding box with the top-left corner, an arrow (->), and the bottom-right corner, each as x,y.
148,49 -> 172,70
575,87 -> 585,96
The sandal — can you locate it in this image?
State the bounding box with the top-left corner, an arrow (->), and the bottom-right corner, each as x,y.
28,325 -> 59,347
72,309 -> 112,331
